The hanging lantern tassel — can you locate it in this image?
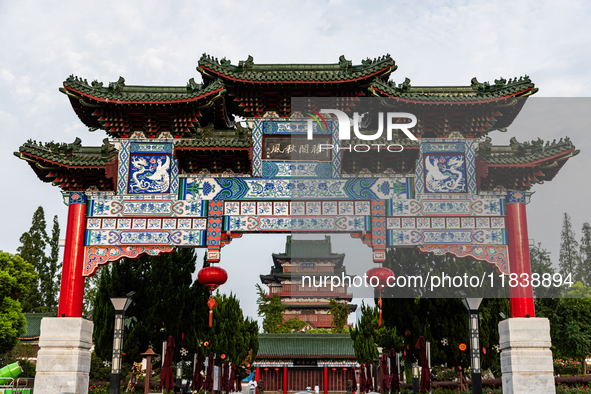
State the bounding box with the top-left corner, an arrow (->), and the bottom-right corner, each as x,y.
366,266 -> 394,327
207,296 -> 218,327
378,293 -> 383,326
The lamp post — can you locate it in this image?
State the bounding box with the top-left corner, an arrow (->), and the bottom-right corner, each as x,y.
110,291 -> 135,394
461,298 -> 483,394
411,363 -> 419,394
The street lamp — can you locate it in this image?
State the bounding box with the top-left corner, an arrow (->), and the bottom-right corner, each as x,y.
110,291 -> 135,394
461,298 -> 482,394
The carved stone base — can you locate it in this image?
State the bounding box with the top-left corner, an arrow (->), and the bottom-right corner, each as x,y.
499,317 -> 555,394
34,318 -> 93,394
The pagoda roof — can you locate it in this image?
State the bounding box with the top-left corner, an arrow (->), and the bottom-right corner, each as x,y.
478,136 -> 579,191
198,54 -> 397,84
62,76 -> 225,104
272,236 -> 345,260
257,333 -> 356,359
369,76 -> 537,102
15,138 -> 117,191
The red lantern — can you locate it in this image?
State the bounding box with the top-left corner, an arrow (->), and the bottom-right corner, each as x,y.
459,343 -> 467,352
198,266 -> 228,291
366,266 -> 394,326
198,266 -> 228,327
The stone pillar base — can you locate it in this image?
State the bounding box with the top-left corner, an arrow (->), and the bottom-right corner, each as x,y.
499,317 -> 555,394
34,317 -> 93,394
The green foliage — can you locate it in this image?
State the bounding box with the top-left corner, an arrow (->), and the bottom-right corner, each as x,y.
566,282 -> 591,299
530,243 -> 559,298
580,222 -> 591,287
42,215 -> 61,309
17,207 -> 47,311
255,284 -> 287,333
538,297 -> 591,365
92,249 -> 210,363
350,301 -> 401,362
0,252 -> 36,354
89,351 -> 112,381
281,318 -> 306,332
208,292 -> 259,364
328,299 -> 349,333
560,213 -> 581,282
17,207 -> 61,312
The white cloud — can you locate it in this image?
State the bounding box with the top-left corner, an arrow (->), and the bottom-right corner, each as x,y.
0,69 -> 15,85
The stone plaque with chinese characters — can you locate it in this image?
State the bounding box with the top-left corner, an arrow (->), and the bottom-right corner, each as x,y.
264,136 -> 331,161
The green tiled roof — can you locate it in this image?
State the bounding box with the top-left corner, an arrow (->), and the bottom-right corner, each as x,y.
273,236 -> 344,260
198,54 -> 396,83
257,334 -> 355,358
62,76 -> 226,103
480,137 -> 578,165
15,138 -> 117,167
370,76 -> 537,101
20,313 -> 56,339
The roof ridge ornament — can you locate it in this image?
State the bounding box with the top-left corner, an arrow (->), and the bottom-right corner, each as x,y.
108,76 -> 125,93
186,77 -> 201,93
338,55 -> 351,71
239,55 -> 254,70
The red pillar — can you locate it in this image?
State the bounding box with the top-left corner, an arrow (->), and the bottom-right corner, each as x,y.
352,367 -> 356,393
323,366 -> 328,394
505,191 -> 535,317
283,366 -> 287,394
256,366 -> 260,394
57,192 -> 87,318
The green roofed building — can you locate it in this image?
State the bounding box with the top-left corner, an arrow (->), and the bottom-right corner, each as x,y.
18,313 -> 57,359
261,236 -> 356,329
254,334 -> 357,394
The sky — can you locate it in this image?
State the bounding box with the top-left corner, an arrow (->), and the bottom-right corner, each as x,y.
1,0 -> 590,325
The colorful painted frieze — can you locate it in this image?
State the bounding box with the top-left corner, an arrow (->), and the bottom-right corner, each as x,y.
180,177 -> 412,200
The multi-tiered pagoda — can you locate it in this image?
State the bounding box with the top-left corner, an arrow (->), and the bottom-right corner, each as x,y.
261,236 -> 355,329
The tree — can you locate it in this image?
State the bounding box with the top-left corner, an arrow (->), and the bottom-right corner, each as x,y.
559,213 -> 580,282
328,299 -> 349,333
255,284 -> 287,333
580,222 -> 591,287
349,302 -> 401,362
17,207 -> 62,312
537,297 -> 591,374
17,207 -> 48,311
207,293 -> 259,365
41,215 -> 61,309
92,249 -> 210,363
0,252 -> 36,353
529,243 -> 559,298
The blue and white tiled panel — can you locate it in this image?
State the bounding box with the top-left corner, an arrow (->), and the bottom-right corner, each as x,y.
388,198 -> 505,216
116,140 -> 179,196
224,215 -> 371,232
87,199 -> 207,217
387,229 -> 508,246
386,217 -> 505,229
415,140 -> 478,196
86,217 -> 207,230
85,229 -> 206,246
223,200 -> 371,216
181,177 -> 412,200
